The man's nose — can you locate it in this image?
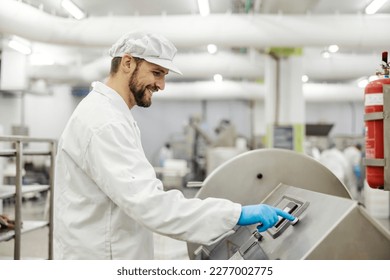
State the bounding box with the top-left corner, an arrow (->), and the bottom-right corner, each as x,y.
156,78 -> 165,91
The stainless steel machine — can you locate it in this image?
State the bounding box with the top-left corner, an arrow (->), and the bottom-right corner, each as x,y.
187,149 -> 390,260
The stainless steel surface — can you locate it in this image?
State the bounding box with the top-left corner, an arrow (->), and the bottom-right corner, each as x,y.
0,136 -> 56,143
187,148 -> 390,260
0,136 -> 56,260
48,141 -> 56,260
14,140 -> 22,259
262,184 -> 389,259
198,148 -> 351,204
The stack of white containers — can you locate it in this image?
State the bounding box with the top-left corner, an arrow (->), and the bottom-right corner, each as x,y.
363,182 -> 390,220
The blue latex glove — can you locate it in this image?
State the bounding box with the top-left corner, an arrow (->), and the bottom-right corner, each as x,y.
237,204 -> 296,232
353,165 -> 361,180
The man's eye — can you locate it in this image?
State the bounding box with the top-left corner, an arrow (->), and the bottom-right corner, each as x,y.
153,71 -> 162,77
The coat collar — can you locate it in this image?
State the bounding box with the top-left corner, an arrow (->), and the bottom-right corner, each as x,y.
92,81 -> 136,123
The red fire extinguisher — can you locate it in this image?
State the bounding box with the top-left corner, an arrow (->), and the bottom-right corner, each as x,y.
364,51 -> 390,188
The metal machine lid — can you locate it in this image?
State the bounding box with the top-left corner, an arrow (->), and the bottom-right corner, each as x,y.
197,148 -> 351,205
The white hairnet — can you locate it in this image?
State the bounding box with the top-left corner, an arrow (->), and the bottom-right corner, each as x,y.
109,31 -> 182,75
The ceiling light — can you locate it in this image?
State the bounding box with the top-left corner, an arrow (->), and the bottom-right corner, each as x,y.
8,36 -> 31,55
301,75 -> 309,83
365,0 -> 388,14
198,0 -> 210,16
328,45 -> 339,53
214,74 -> 223,82
207,44 -> 218,54
61,0 -> 86,20
321,51 -> 331,59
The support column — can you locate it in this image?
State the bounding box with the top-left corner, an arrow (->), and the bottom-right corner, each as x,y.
250,99 -> 266,149
264,52 -> 305,152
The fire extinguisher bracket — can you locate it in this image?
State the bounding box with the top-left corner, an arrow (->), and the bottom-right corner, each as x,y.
363,158 -> 385,167
364,112 -> 385,121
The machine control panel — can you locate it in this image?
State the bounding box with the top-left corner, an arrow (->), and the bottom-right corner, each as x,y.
267,195 -> 309,238
189,182 -> 389,260
193,194 -> 309,260
229,230 -> 268,260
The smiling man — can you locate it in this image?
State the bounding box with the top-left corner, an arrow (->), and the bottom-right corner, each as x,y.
106,32 -> 181,108
53,32 -> 295,259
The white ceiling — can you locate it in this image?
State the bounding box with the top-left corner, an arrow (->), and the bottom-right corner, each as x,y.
1,0 -> 390,93
23,0 -> 390,16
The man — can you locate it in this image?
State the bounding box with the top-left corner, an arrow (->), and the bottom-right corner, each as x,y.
344,143 -> 363,198
158,142 -> 173,167
53,32 -> 295,259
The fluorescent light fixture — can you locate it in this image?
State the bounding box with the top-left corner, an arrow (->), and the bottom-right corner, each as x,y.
8,36 -> 31,55
61,0 -> 86,20
301,75 -> 309,83
214,74 -> 223,82
207,44 -> 217,54
198,0 -> 210,16
365,0 -> 388,14
328,45 -> 339,53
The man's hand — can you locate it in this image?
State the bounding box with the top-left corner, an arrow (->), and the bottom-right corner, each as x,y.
237,204 -> 296,232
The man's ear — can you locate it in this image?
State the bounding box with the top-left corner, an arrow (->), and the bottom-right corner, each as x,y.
120,54 -> 133,73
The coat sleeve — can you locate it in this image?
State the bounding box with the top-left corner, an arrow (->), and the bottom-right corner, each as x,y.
83,122 -> 242,246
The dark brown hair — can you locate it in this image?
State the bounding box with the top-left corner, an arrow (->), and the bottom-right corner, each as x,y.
110,56 -> 143,75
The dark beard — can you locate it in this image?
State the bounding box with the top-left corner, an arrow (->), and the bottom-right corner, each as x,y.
129,63 -> 151,108
130,83 -> 150,108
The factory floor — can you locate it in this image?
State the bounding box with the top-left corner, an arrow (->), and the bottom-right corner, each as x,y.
0,185 -> 199,260
0,185 -> 389,260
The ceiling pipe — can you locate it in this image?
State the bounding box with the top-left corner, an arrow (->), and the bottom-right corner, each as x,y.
303,50 -> 380,81
25,80 -> 359,102
1,0 -> 390,49
157,81 -> 265,100
27,51 -> 265,83
27,51 -> 380,83
155,82 -> 364,102
303,83 -> 364,102
154,82 -> 364,102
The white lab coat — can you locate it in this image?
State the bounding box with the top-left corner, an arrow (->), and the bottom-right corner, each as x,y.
53,81 -> 241,259
344,146 -> 362,168
319,147 -> 354,188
